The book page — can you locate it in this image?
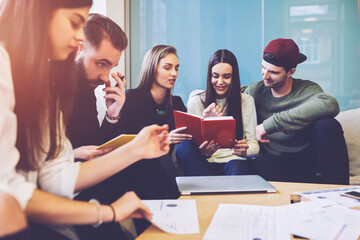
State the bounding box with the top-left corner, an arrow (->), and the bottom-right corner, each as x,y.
205,116 -> 234,120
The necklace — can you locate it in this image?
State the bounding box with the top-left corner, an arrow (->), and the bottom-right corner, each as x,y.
156,109 -> 166,116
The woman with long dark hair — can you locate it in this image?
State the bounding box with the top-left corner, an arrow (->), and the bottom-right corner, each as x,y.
0,0 -> 169,238
176,49 -> 259,176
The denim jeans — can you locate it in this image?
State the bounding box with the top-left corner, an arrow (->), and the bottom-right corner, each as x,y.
176,117 -> 349,184
253,117 -> 349,184
176,141 -> 250,176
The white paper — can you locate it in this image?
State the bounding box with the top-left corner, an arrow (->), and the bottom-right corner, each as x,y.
203,204 -> 290,240
142,199 -> 200,234
284,199 -> 360,240
295,186 -> 360,208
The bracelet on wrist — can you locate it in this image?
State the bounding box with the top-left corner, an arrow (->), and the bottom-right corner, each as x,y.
106,111 -> 120,120
109,204 -> 116,222
89,199 -> 103,228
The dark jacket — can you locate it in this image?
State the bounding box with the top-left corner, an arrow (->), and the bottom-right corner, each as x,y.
67,83 -> 118,149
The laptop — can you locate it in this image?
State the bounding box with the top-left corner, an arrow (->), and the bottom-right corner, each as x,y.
176,175 -> 276,195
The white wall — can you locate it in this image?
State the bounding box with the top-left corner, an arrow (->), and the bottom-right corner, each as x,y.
90,0 -> 129,123
90,0 -> 129,87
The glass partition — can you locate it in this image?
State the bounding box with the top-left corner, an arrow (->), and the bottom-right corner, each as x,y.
130,0 -> 359,110
264,0 -> 360,110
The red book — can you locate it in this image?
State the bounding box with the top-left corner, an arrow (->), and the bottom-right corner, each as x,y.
173,110 -> 236,148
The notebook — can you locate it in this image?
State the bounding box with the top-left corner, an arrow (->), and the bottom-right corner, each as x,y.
176,175 -> 276,195
95,134 -> 136,150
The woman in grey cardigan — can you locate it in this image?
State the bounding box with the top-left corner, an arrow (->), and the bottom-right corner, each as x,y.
176,49 -> 259,176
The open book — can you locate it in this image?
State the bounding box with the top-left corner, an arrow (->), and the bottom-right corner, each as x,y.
95,134 -> 136,150
173,110 -> 236,148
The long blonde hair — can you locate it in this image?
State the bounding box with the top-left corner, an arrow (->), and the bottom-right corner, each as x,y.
137,45 -> 177,109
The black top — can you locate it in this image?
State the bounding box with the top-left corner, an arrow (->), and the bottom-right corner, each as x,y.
68,82 -> 181,240
66,80 -> 118,149
67,85 -> 186,150
119,88 -> 187,134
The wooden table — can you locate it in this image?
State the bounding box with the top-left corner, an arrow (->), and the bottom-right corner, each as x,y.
137,181 -> 360,240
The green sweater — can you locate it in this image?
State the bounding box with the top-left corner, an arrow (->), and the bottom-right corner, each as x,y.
244,78 -> 339,156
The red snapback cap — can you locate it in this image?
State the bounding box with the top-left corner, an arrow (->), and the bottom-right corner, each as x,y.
263,38 -> 307,68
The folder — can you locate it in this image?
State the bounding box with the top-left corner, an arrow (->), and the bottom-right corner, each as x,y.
95,134 -> 136,150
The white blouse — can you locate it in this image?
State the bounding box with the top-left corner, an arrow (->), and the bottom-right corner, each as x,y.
187,90 -> 259,163
0,43 -> 80,209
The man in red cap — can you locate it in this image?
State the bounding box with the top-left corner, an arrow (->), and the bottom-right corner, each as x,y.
244,38 -> 348,184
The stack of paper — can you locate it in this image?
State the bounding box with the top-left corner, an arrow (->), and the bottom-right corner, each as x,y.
203,200 -> 360,240
203,204 -> 290,240
285,199 -> 360,240
295,186 -> 360,208
142,199 -> 200,234
143,187 -> 360,239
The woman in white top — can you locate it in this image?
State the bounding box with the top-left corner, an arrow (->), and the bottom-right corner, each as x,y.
0,0 -> 169,239
176,49 -> 259,175
0,192 -> 28,239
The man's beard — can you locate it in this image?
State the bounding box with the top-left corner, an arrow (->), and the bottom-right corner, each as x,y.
76,57 -> 104,90
264,76 -> 287,90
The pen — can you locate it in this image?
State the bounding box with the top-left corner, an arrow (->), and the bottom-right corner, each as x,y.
333,224 -> 346,240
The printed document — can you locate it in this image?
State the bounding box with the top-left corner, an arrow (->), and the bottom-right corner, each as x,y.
142,199 -> 200,234
295,186 -> 360,208
203,204 -> 290,240
285,199 -> 360,240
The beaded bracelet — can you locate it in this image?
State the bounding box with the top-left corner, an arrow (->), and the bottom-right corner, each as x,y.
109,204 -> 116,222
106,110 -> 120,121
89,199 -> 103,228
